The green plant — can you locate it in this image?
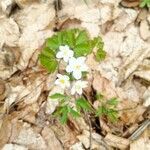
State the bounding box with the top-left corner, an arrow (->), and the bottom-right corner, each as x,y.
39,29 -> 107,124
50,94 -> 92,124
96,94 -> 119,122
39,29 -> 106,73
140,0 -> 150,7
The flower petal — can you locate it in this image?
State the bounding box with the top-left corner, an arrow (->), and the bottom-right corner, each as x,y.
77,57 -> 86,63
81,64 -> 88,72
77,88 -> 82,95
73,71 -> 82,80
56,51 -> 63,59
66,65 -> 73,73
63,56 -> 69,62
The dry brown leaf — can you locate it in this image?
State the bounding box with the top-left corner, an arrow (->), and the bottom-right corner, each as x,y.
0,117 -> 12,149
120,105 -> 146,124
0,0 -> 16,15
118,46 -> 150,83
0,17 -> 20,48
140,20 -> 150,41
120,0 -> 140,7
42,126 -> 63,150
13,123 -> 47,149
2,144 -> 28,150
77,130 -> 106,150
130,137 -> 150,150
104,133 -> 130,149
93,72 -> 117,99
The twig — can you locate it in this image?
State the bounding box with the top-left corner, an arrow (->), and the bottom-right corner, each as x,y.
129,119 -> 150,140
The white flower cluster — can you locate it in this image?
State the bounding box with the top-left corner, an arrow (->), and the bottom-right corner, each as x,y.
55,45 -> 88,95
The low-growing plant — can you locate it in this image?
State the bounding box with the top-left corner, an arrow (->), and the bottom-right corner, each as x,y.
140,0 -> 150,7
39,28 -> 118,124
95,94 -> 119,122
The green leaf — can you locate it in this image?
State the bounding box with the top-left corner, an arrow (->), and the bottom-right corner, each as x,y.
107,98 -> 118,106
41,47 -> 56,57
63,30 -> 76,48
60,106 -> 69,124
107,109 -> 118,122
96,49 -> 106,61
69,107 -> 80,118
140,0 -> 150,7
74,43 -> 91,57
76,97 -> 92,112
96,93 -> 104,100
82,72 -> 88,79
96,106 -> 107,116
76,30 -> 89,45
91,37 -> 106,61
39,52 -> 58,73
46,35 -> 60,50
50,93 -> 66,99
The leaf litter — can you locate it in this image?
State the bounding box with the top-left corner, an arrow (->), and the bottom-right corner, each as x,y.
0,0 -> 150,149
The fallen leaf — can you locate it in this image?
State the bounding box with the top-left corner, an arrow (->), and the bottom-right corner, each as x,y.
130,137 -> 150,150
104,133 -> 130,149
42,126 -> 63,150
2,144 -> 28,150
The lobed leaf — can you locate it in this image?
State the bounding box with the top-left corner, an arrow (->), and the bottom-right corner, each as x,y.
107,98 -> 118,106
76,97 -> 92,112
50,93 -> 66,100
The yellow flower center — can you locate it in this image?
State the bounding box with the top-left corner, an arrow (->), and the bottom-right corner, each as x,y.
60,79 -> 65,84
75,65 -> 81,70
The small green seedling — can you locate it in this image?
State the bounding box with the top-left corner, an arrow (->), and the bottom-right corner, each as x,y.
96,94 -> 119,123
50,94 -> 92,124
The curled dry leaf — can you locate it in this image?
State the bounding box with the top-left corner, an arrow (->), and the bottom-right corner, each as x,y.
104,133 -> 130,149
120,0 -> 140,8
0,17 -> 20,49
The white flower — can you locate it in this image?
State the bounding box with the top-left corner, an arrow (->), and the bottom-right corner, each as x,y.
66,57 -> 88,80
55,74 -> 70,89
71,80 -> 88,95
56,45 -> 74,62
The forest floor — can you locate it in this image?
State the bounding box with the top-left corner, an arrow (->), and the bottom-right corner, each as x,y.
0,0 -> 150,150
